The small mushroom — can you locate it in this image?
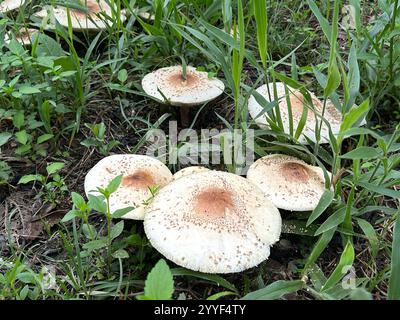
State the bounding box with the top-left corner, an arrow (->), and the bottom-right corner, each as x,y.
173,166 -> 210,180
248,82 -> 343,144
33,0 -> 126,31
143,171 -> 282,273
142,65 -> 225,126
247,154 -> 331,211
0,0 -> 27,13
5,28 -> 38,46
84,154 -> 173,220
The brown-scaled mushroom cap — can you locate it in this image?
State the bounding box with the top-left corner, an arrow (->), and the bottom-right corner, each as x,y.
0,0 -> 27,13
84,154 -> 172,220
248,82 -> 343,144
141,66 -> 225,107
33,0 -> 126,31
144,171 -> 282,273
247,154 -> 331,211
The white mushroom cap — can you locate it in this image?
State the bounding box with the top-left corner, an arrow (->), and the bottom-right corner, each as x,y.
33,1 -> 126,31
247,154 -> 331,211
84,154 -> 173,220
173,166 -> 210,180
0,0 -> 27,13
248,82 -> 344,144
5,28 -> 38,46
142,66 -> 225,107
144,171 -> 282,273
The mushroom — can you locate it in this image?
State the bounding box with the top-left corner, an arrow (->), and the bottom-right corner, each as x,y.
248,82 -> 343,144
143,171 -> 282,273
33,0 -> 126,31
173,166 -> 210,180
142,65 -> 225,126
84,154 -> 173,220
0,0 -> 27,13
4,28 -> 38,46
247,154 -> 331,211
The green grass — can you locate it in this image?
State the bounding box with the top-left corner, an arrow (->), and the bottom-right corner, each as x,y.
0,0 -> 399,300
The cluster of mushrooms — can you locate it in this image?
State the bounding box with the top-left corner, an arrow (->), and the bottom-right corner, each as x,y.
3,1 -> 363,274
84,153 -> 332,274
1,0 -> 154,45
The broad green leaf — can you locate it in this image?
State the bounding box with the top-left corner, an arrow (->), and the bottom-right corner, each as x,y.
107,174 -> 122,194
314,207 -> 346,236
307,190 -> 335,226
241,280 -> 304,300
13,110 -> 24,130
35,33 -> 64,57
110,221 -> 124,240
341,147 -> 381,160
88,195 -> 107,214
82,224 -> 96,239
112,249 -> 129,259
71,192 -> 86,210
350,287 -> 372,300
0,132 -> 12,147
19,86 -> 41,94
118,69 -> 128,83
82,238 -> 108,251
356,218 -> 379,258
339,99 -> 369,136
16,272 -> 36,284
37,133 -> 54,144
15,130 -> 29,145
46,162 -> 65,175
322,241 -> 355,291
388,213 -> 400,300
20,285 -> 29,300
357,181 -> 400,199
39,100 -> 52,133
112,207 -> 135,219
18,174 -> 42,184
61,209 -> 80,223
143,259 -> 174,300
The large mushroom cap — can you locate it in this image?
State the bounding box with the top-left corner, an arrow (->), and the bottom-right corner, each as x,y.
173,166 -> 210,180
247,154 -> 331,211
84,154 -> 173,220
5,28 -> 38,46
0,0 -> 27,13
142,66 -> 225,107
248,82 -> 343,144
144,171 -> 282,273
33,0 -> 126,31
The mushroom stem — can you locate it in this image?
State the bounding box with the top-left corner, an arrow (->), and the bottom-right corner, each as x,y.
180,107 -> 191,127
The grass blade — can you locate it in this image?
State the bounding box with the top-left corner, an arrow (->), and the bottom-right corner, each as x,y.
241,280 -> 304,300
388,212 -> 400,300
